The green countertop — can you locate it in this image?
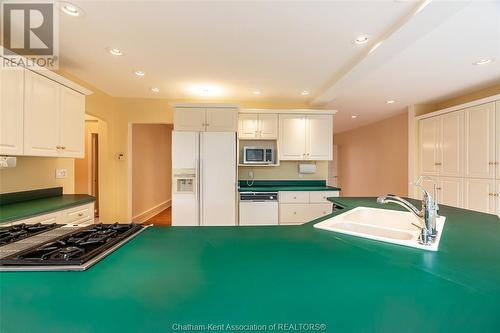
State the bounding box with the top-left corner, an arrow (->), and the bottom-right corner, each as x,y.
1,197 -> 499,333
0,194 -> 95,224
239,180 -> 341,192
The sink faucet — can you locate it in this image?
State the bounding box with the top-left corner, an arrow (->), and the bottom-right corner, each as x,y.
377,183 -> 439,246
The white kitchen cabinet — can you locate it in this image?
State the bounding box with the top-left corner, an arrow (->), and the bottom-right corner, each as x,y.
496,101 -> 500,180
174,107 -> 237,132
23,70 -> 86,158
24,70 -> 60,157
440,111 -> 463,177
238,114 -> 258,138
438,177 -> 462,208
59,86 -> 85,157
279,115 -> 306,160
278,190 -> 337,225
463,178 -> 496,214
258,114 -> 278,139
464,102 -> 496,179
0,66 -> 24,155
279,114 -> 333,161
419,117 -> 440,176
238,113 -> 278,139
419,112 -> 462,177
174,107 -> 206,131
307,115 -> 333,160
206,107 -> 237,132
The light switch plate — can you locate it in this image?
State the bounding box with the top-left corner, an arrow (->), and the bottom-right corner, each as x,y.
55,169 -> 67,179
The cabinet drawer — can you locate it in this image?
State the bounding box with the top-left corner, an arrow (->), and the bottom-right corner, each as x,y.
309,191 -> 338,203
15,211 -> 63,225
279,204 -> 311,224
62,203 -> 94,224
279,191 -> 309,203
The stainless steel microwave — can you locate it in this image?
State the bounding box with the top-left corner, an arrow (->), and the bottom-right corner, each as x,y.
243,147 -> 274,164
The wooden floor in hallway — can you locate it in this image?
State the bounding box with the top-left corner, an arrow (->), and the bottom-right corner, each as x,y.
145,207 -> 171,226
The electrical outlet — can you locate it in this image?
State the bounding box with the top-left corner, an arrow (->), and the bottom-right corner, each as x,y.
55,169 -> 67,179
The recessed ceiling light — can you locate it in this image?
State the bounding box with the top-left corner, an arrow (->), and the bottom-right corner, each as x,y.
151,87 -> 160,93
301,91 -> 310,96
351,115 -> 358,119
107,48 -> 123,56
60,2 -> 82,17
473,58 -> 492,66
354,35 -> 369,45
134,70 -> 145,77
253,90 -> 261,95
189,84 -> 223,97
386,100 -> 396,104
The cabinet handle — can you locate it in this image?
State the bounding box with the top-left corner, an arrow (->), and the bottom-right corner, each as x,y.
61,146 -> 66,150
293,196 -> 297,199
78,213 -> 83,217
436,187 -> 442,191
293,211 -> 297,215
488,162 -> 495,166
489,193 -> 495,197
435,162 -> 442,166
56,146 -> 61,149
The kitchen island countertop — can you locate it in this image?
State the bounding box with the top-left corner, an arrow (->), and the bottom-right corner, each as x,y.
1,197 -> 499,333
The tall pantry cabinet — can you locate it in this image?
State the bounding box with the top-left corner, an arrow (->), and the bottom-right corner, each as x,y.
418,100 -> 500,215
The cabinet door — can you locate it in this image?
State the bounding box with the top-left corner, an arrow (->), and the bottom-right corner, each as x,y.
279,115 -> 306,160
24,70 -> 60,156
0,67 -> 24,155
174,107 -> 206,131
279,203 -> 311,224
464,103 -> 495,179
307,203 -> 334,220
59,86 -> 85,158
438,177 -> 462,208
463,178 -> 496,214
496,101 -> 500,180
206,107 -> 237,132
258,113 -> 278,139
306,115 -> 333,160
419,117 -> 440,176
440,111 -> 463,177
238,113 -> 258,139
497,181 -> 500,217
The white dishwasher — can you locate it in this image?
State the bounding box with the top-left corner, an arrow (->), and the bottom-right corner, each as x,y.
239,192 -> 279,226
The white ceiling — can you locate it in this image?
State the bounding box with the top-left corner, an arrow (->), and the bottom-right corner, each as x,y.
58,0 -> 500,133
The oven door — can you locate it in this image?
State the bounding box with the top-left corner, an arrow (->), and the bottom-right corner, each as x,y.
244,147 -> 266,164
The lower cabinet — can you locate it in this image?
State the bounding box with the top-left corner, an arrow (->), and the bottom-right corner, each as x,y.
7,203 -> 95,226
463,178 -> 497,215
279,191 -> 338,225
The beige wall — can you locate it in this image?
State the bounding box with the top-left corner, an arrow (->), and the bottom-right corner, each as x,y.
334,113 -> 408,197
0,157 -> 75,194
239,161 -> 328,180
131,124 -> 172,219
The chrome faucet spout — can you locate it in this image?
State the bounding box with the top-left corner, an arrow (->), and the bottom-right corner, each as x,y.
377,191 -> 439,246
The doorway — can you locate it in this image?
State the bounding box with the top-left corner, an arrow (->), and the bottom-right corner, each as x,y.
129,123 -> 173,225
75,115 -> 101,219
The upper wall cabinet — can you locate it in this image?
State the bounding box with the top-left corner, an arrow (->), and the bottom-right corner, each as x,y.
174,106 -> 237,132
0,63 -> 89,158
23,70 -> 85,158
464,102 -> 496,179
0,66 -> 24,155
238,113 -> 278,139
279,114 -> 333,161
419,111 -> 463,177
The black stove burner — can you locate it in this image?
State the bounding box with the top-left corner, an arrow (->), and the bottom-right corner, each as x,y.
0,223 -> 144,266
0,223 -> 63,246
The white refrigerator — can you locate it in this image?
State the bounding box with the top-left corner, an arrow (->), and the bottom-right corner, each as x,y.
172,131 -> 236,226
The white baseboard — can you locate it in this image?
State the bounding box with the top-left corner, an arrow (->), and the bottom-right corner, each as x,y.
132,200 -> 171,224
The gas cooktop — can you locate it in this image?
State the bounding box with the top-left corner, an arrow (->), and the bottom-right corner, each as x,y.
0,223 -> 148,271
0,223 -> 63,247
